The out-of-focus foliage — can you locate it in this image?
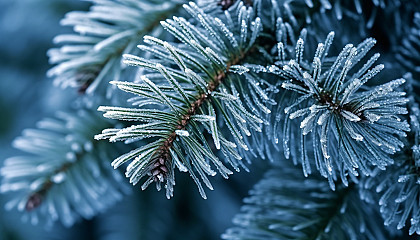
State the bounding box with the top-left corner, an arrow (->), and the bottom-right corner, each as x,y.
47,0 -> 187,97
1,110 -> 130,227
222,164 -> 392,240
396,12 -> 420,102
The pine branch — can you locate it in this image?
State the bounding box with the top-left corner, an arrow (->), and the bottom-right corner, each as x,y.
362,96 -> 420,235
396,12 -> 420,102
47,0 -> 186,95
243,31 -> 410,189
359,14 -> 420,234
222,165 -> 391,240
95,2 -> 277,199
0,110 -> 129,227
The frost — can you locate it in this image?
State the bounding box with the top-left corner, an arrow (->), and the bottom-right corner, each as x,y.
341,110 -> 361,122
175,130 -> 190,137
398,175 -> 412,183
192,115 -> 216,122
214,17 -> 238,48
240,19 -> 248,46
171,149 -> 188,172
317,111 -> 330,125
52,172 -> 66,184
364,112 -> 381,122
268,65 -> 278,73
229,65 -> 249,74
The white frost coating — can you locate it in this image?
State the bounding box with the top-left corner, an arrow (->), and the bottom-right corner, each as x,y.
295,38 -> 304,63
52,172 -> 66,184
229,65 -> 249,74
277,42 -> 285,61
341,110 -> 361,122
320,120 -> 330,160
300,112 -> 316,135
289,108 -> 310,119
353,133 -> 363,142
240,19 -> 247,46
397,175 -> 411,183
191,115 -> 216,122
347,126 -> 364,142
365,112 -> 381,122
268,65 -> 278,73
249,17 -> 261,47
175,130 -> 190,137
170,149 -> 187,172
214,17 -> 238,48
303,71 -> 312,79
314,43 -> 325,59
208,105 -> 221,150
205,47 -> 225,66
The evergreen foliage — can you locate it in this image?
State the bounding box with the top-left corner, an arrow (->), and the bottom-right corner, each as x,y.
1,110 -> 129,227
47,0 -> 186,95
396,12 -> 420,102
2,0 -> 420,238
95,1 -> 269,199
222,165 -> 391,240
361,95 -> 420,235
259,32 -> 409,189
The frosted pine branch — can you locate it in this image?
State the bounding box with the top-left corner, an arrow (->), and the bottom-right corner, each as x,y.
245,31 -> 410,189
95,2 -> 273,199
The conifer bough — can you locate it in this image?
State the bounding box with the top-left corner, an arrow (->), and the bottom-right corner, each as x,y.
222,166 -> 391,240
96,2 -> 270,199
263,32 -> 410,188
